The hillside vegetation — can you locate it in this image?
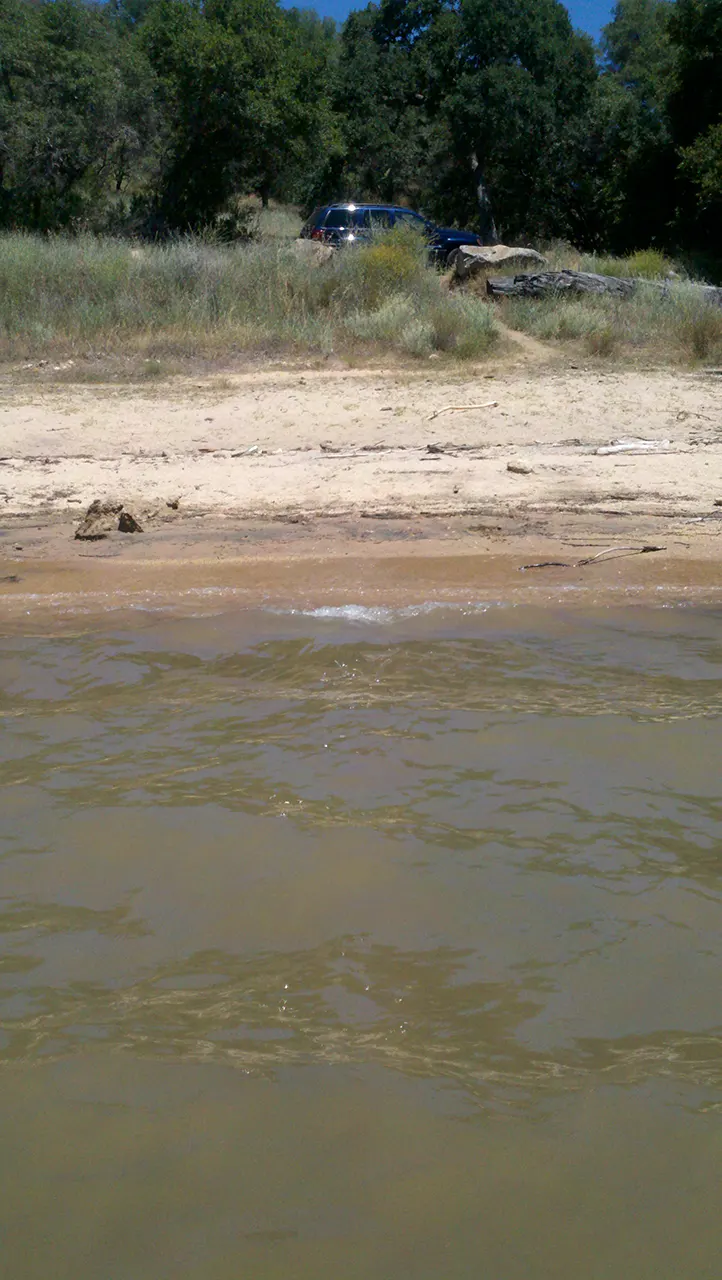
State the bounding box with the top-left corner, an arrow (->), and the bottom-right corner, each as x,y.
3,224 -> 721,376
0,0 -> 721,266
0,227 -> 500,370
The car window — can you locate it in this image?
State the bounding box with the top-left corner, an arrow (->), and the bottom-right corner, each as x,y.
302,207 -> 324,232
393,210 -> 427,229
368,209 -> 393,229
351,209 -> 370,228
323,208 -> 353,229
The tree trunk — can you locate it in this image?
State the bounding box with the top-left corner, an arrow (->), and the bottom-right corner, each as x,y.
471,153 -> 497,245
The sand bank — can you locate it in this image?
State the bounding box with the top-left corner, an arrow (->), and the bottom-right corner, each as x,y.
1,362 -> 721,618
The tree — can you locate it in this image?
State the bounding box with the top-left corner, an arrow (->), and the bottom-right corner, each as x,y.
0,0 -> 157,229
332,0 -> 597,240
143,0 -> 336,225
586,0 -> 677,250
328,4 -> 430,205
668,0 -> 722,241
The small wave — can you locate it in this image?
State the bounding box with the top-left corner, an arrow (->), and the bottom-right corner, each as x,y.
278,601 -> 507,624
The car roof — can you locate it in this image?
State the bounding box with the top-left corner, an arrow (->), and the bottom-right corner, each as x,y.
322,203 -> 420,213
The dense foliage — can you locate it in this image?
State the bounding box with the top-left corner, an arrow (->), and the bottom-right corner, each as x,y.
0,0 -> 720,257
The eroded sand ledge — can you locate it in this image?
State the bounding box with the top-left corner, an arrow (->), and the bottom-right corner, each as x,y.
1,362 -> 721,612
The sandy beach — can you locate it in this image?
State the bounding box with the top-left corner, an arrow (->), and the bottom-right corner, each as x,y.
1,360 -> 721,613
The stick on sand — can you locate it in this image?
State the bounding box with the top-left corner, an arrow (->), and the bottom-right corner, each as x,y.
427,401 -> 498,421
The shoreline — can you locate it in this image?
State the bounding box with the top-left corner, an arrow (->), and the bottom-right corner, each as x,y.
1,363 -> 721,624
2,519 -> 722,631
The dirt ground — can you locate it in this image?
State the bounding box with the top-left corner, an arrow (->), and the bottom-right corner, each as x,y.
1,359 -> 721,611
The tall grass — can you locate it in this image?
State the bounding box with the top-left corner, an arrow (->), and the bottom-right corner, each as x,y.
503,280 -> 722,362
579,248 -> 679,280
0,228 -> 499,371
538,241 -> 685,280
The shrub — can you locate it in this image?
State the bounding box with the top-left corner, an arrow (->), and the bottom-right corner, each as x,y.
579,248 -> 680,280
674,299 -> 722,361
506,297 -> 608,341
586,325 -> 618,357
502,278 -> 722,364
432,295 -> 498,358
626,249 -> 675,280
344,290 -> 498,360
338,225 -> 430,308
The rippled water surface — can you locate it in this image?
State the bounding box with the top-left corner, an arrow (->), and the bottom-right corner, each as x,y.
1,603 -> 722,1278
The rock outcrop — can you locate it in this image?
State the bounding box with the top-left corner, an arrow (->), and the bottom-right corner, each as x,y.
454,244 -> 547,280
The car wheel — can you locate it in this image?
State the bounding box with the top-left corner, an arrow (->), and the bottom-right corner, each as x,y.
445,249 -> 460,270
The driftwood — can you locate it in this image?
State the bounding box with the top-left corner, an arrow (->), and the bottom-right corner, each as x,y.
519,545 -> 665,571
427,400 -> 498,421
487,269 -> 636,300
487,269 -> 722,306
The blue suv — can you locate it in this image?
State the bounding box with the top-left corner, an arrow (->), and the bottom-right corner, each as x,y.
300,203 -> 484,266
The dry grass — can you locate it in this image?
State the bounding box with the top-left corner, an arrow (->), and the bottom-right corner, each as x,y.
5,226 -> 719,380
493,240 -> 722,363
0,229 -> 499,376
538,242 -> 683,280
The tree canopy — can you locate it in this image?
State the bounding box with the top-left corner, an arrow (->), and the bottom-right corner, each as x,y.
0,0 -> 720,259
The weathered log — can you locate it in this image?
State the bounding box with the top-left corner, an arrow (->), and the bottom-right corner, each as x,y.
486,269 -> 722,306
698,284 -> 722,307
486,269 -> 636,300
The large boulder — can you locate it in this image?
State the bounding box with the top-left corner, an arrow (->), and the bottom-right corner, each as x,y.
292,238 -> 334,266
454,244 -> 547,281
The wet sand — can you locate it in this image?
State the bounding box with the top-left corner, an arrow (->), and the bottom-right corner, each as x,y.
1,532 -> 722,633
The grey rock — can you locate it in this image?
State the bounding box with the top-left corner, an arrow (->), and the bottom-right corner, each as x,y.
455,244 -> 547,281
75,498 -> 143,540
292,238 -> 334,266
75,498 -> 123,541
118,510 -> 143,533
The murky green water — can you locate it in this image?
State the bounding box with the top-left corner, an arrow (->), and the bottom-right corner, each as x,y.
1,602 -> 722,1279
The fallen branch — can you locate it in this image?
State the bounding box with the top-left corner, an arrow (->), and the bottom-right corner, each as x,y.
520,545 -> 665,571
428,400 -> 498,421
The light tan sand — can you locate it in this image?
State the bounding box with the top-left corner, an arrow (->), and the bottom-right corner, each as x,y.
1,362 -> 721,612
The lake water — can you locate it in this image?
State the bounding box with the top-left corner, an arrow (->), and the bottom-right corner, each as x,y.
1,601 -> 722,1278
